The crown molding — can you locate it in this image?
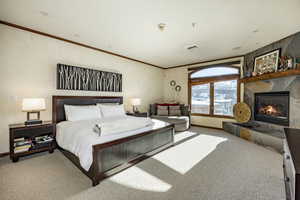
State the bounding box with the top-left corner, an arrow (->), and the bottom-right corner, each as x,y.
166,55 -> 244,69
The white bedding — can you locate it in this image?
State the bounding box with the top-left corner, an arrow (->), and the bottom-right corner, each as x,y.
56,116 -> 167,171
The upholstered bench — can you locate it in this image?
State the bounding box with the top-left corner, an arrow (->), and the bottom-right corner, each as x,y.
150,115 -> 190,132
149,104 -> 190,132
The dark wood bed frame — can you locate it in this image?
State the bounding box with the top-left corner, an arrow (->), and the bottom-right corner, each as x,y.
52,96 -> 174,186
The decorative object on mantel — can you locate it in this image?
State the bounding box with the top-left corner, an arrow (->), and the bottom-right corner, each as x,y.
240,69 -> 300,83
278,55 -> 296,72
252,71 -> 257,77
245,71 -> 252,78
22,98 -> 46,125
233,102 -> 251,123
57,64 -> 122,92
296,58 -> 300,69
253,49 -> 280,76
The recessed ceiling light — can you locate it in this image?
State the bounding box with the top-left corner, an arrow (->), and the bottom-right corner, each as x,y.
158,23 -> 166,31
39,11 -> 49,16
232,46 -> 241,50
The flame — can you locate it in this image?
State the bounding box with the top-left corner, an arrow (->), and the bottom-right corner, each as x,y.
259,105 -> 280,116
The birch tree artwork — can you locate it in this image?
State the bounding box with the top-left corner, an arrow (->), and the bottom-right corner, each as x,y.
57,64 -> 122,92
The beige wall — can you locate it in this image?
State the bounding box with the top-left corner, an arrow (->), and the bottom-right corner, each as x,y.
163,57 -> 244,128
0,24 -> 164,153
0,23 -> 244,154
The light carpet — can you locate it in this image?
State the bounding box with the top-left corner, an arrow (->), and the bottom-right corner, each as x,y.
0,127 -> 285,200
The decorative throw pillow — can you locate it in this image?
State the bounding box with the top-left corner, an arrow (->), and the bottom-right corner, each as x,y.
157,105 -> 168,110
157,109 -> 168,116
169,109 -> 181,116
169,105 -> 180,110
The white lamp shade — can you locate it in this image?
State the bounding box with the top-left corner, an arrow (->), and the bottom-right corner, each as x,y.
131,98 -> 141,106
22,98 -> 46,112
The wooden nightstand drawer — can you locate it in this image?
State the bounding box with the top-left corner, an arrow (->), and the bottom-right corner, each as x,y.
13,125 -> 54,138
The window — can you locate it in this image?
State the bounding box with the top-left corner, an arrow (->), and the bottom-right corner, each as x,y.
214,80 -> 237,116
191,83 -> 210,114
190,67 -> 239,78
190,66 -> 240,118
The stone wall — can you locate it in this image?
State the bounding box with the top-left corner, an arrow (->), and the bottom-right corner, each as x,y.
243,31 -> 300,77
243,31 -> 300,128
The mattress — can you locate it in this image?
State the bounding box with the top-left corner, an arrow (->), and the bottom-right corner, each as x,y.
56,116 -> 167,171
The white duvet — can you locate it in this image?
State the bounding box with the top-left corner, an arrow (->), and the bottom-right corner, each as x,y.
56,116 -> 167,171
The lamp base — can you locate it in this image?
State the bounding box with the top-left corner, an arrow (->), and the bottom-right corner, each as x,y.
132,106 -> 139,113
25,120 -> 42,126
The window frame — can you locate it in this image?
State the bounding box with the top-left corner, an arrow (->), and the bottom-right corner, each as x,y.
188,66 -> 240,119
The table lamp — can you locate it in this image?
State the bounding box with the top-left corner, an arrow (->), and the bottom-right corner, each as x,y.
131,98 -> 141,113
22,98 -> 46,125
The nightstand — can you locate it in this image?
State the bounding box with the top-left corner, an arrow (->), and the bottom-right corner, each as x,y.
9,121 -> 56,162
126,112 -> 148,117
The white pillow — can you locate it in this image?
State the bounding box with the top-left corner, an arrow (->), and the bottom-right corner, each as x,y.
97,104 -> 126,118
64,105 -> 102,121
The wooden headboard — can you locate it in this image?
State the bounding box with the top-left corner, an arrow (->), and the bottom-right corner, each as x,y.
52,96 -> 123,123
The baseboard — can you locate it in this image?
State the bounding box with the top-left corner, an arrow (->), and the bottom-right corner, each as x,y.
0,152 -> 9,157
191,124 -> 224,130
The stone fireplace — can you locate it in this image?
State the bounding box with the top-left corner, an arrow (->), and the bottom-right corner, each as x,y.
223,31 -> 300,152
244,76 -> 300,128
254,91 -> 289,126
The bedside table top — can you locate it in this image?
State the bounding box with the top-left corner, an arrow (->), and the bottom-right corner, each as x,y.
9,120 -> 53,129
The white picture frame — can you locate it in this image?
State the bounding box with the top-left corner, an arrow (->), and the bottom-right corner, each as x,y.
254,49 -> 280,75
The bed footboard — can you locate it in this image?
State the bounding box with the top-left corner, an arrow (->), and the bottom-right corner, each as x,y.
91,125 -> 174,186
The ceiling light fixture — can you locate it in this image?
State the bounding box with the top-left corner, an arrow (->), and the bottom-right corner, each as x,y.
192,22 -> 197,28
158,23 -> 166,31
253,29 -> 259,33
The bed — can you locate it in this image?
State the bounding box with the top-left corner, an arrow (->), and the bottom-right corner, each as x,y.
52,96 -> 174,186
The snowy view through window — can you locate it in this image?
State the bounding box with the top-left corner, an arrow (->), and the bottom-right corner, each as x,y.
191,80 -> 237,116
191,66 -> 238,116
191,84 -> 210,114
214,80 -> 237,116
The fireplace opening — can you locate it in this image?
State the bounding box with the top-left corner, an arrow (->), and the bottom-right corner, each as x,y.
254,91 -> 289,126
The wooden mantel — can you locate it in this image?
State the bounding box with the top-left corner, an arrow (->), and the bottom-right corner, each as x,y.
240,69 -> 300,83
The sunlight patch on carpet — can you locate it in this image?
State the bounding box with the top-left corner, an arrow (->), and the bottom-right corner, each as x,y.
109,166 -> 172,192
153,134 -> 227,174
174,130 -> 199,143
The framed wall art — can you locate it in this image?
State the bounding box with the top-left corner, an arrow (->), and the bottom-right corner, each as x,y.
57,64 -> 122,92
253,49 -> 280,75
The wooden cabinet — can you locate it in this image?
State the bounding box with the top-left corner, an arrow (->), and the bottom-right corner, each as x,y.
9,121 -> 56,162
283,128 -> 300,200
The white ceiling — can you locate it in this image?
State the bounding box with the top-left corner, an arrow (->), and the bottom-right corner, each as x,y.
1,0 -> 300,68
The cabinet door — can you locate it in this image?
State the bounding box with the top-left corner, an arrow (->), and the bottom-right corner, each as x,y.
284,139 -> 295,200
